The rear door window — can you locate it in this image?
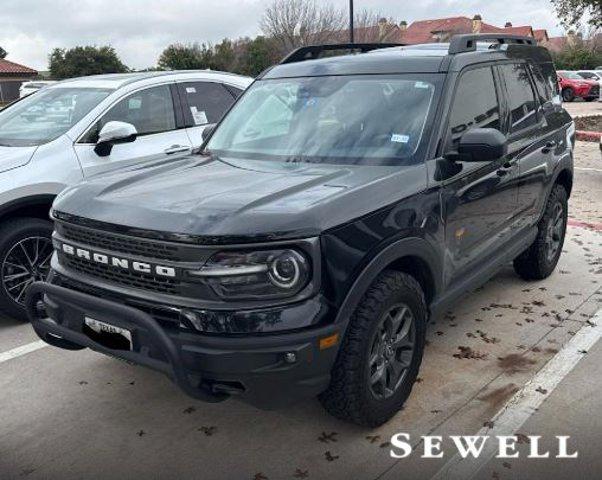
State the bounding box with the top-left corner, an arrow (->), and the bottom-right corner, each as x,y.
178,82 -> 236,127
499,64 -> 538,134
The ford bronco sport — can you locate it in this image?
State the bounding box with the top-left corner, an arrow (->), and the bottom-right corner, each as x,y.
27,35 -> 574,427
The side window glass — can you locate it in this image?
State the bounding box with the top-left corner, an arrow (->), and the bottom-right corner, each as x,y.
500,64 -> 538,133
529,64 -> 551,104
82,85 -> 176,143
180,82 -> 235,126
448,67 -> 500,149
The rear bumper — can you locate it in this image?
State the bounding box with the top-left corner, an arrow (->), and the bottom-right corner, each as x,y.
26,282 -> 341,409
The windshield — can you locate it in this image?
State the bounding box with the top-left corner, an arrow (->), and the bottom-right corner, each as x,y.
0,87 -> 112,147
207,74 -> 440,166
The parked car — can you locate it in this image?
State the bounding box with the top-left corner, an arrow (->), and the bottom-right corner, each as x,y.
0,71 -> 252,319
557,70 -> 599,102
27,35 -> 573,427
576,70 -> 602,101
19,81 -> 58,98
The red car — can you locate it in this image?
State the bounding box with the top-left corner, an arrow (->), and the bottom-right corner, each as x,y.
557,71 -> 600,102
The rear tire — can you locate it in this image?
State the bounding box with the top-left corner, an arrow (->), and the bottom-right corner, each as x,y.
319,271 -> 427,427
562,88 -> 575,102
513,184 -> 568,281
0,218 -> 53,321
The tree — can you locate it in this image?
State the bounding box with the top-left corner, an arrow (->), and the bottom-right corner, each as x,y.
49,46 -> 128,79
242,36 -> 279,75
157,43 -> 213,70
551,42 -> 602,69
550,0 -> 602,29
260,0 -> 347,55
0,47 -> 7,59
352,11 -> 400,43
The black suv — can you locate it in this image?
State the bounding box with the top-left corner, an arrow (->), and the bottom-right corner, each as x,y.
27,35 -> 574,427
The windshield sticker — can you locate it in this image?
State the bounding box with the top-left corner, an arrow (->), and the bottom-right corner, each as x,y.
190,106 -> 208,125
414,81 -> 430,89
186,87 -> 197,94
391,134 -> 410,144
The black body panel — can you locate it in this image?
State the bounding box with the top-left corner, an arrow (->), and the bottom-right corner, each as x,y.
31,37 -> 574,406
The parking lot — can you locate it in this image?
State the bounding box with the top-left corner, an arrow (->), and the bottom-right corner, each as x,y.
1,140 -> 601,480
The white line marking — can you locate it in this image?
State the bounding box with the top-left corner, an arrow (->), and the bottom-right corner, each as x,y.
431,309 -> 602,480
0,340 -> 48,364
575,167 -> 602,173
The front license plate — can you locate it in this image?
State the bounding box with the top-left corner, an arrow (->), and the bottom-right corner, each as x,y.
84,317 -> 132,351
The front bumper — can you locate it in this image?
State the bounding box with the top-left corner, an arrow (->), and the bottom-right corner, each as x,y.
26,282 -> 341,409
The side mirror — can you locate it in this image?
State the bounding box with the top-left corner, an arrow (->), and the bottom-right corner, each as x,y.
456,128 -> 507,162
201,123 -> 217,142
94,121 -> 137,157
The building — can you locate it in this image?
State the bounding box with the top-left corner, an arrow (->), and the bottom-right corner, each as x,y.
0,58 -> 38,103
337,14 -> 549,46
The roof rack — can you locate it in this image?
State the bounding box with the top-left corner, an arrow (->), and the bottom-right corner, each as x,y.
280,43 -> 405,65
448,34 -> 536,54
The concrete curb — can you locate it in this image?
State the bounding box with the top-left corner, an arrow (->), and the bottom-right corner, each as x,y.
575,130 -> 602,142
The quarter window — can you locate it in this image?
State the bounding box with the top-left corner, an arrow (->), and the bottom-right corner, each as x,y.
179,82 -> 235,126
529,64 -> 552,104
499,64 -> 538,133
448,67 -> 500,148
82,85 -> 176,143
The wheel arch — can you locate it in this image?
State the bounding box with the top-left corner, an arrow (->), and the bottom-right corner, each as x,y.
333,237 -> 442,327
554,167 -> 573,198
0,195 -> 56,224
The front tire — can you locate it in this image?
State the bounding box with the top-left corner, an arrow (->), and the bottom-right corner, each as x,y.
0,218 -> 53,321
513,184 -> 568,281
319,271 -> 427,427
562,88 -> 575,102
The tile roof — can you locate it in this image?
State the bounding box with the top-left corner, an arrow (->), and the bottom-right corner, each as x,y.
0,58 -> 38,75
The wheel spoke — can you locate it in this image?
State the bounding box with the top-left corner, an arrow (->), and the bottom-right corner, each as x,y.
389,306 -> 407,334
19,242 -> 34,267
15,279 -> 34,302
7,277 -> 34,291
3,271 -> 30,282
371,363 -> 385,385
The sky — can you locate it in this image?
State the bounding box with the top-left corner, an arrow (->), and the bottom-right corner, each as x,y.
1,0 -> 566,71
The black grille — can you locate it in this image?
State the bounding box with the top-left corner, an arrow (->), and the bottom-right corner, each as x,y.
61,223 -> 179,261
62,256 -> 179,294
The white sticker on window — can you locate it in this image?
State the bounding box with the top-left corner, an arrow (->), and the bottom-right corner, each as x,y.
190,106 -> 208,125
186,87 -> 196,94
128,98 -> 142,109
391,134 -> 410,143
414,81 -> 430,89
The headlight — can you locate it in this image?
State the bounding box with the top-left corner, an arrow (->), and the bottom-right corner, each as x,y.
189,249 -> 311,300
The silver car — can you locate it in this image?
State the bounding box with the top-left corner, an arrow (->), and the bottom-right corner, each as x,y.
0,71 -> 252,319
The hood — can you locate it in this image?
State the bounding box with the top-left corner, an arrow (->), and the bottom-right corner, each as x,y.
54,155 -> 426,241
0,145 -> 37,174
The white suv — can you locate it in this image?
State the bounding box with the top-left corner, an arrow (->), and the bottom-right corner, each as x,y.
0,70 -> 252,319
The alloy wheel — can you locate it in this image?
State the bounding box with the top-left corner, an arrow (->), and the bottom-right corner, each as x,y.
368,303 -> 415,400
545,202 -> 564,263
1,236 -> 53,306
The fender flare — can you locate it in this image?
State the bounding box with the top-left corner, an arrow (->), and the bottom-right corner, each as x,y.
0,194 -> 56,221
333,237 -> 442,327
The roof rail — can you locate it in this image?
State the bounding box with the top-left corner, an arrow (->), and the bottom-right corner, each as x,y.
448,34 -> 536,54
280,43 -> 405,65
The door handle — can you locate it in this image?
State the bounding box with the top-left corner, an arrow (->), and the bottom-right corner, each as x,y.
542,141 -> 557,153
164,145 -> 190,155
